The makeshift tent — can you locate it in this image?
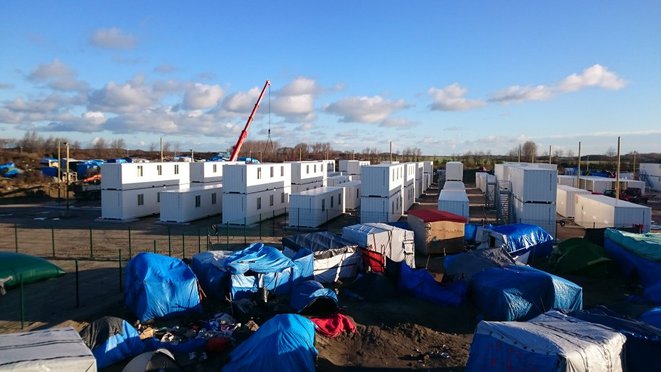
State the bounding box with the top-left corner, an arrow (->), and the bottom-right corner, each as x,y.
0,327 -> 97,371
124,253 -> 201,323
190,250 -> 232,300
223,242 -> 313,301
282,231 -> 361,283
604,229 -> 661,303
398,262 -> 467,306
550,238 -> 614,277
466,311 -> 626,372
223,314 -> 317,372
0,252 -> 65,294
640,307 -> 661,329
122,348 -> 182,372
290,280 -> 339,314
443,248 -> 516,282
475,223 -> 554,264
342,223 -> 415,272
407,208 -> 467,255
569,306 -> 661,372
80,316 -> 145,369
470,264 -> 583,321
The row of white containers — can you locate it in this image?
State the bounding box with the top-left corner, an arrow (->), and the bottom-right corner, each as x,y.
339,160 -> 370,180
559,175 -> 646,194
574,194 -> 651,232
288,187 -> 345,228
445,161 -> 463,181
437,180 -> 469,219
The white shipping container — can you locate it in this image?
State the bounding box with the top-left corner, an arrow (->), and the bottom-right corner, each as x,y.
579,176 -> 614,194
360,189 -> 403,223
339,160 -> 370,175
556,185 -> 590,218
403,182 -> 415,211
494,163 -> 505,181
575,194 -> 651,232
323,159 -> 336,173
101,162 -> 189,190
512,197 -> 557,238
289,161 -> 327,185
189,161 -> 241,184
443,180 -> 466,190
326,175 -> 351,186
159,184 -> 222,223
437,189 -> 469,219
415,163 -> 424,198
423,161 -> 433,174
101,185 -> 180,220
640,163 -> 661,191
288,187 -> 345,228
424,173 -> 431,190
476,172 -> 488,192
404,163 -> 416,185
341,180 -> 361,210
509,166 -> 557,203
616,179 -> 645,195
222,163 -> 291,194
361,163 -> 404,198
222,186 -> 290,225
342,223 -> 415,268
291,180 -> 325,194
445,161 -> 463,181
558,175 -> 578,187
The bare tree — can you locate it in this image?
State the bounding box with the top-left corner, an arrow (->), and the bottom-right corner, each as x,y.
522,141 -> 537,162
552,148 -> 565,159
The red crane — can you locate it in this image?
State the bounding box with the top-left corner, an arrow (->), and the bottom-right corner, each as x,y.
229,80 -> 271,162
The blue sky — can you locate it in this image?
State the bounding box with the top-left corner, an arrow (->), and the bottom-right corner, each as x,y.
1,1 -> 659,156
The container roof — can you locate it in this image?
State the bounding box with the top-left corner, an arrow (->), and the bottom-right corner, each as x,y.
408,208 -> 467,223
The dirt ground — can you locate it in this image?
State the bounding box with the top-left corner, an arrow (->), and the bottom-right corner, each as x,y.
0,182 -> 659,371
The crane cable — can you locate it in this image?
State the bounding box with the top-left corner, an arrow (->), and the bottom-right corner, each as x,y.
264,83 -> 273,158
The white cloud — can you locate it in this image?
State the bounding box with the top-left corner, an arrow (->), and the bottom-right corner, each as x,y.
27,59 -> 88,92
89,27 -> 137,49
223,87 -> 262,113
325,96 -> 408,124
380,117 -> 414,128
182,83 -> 223,110
269,77 -> 320,122
88,78 -> 155,113
277,77 -> 320,96
46,111 -> 107,132
428,84 -> 485,111
489,85 -> 554,103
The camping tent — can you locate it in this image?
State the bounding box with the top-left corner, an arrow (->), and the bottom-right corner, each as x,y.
551,238 -> 614,277
124,253 -> 201,323
466,310 -> 626,372
122,348 -> 182,372
0,327 -> 97,371
406,208 -> 467,255
342,223 -> 415,272
79,316 -> 145,369
290,280 -> 339,314
0,252 -> 64,294
398,262 -> 467,306
470,264 -> 583,321
443,248 -> 516,282
223,314 -> 317,372
475,223 -> 554,264
282,231 -> 361,283
190,250 -> 232,300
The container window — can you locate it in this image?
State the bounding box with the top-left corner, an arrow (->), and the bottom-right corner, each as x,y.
281,166 -> 284,176
257,197 -> 262,210
314,164 -> 317,173
213,164 -> 217,172
174,164 -> 179,175
211,193 -> 217,205
270,166 -> 274,177
157,192 -> 160,203
257,168 -> 262,179
306,165 -> 310,174
137,194 -> 144,206
331,196 -> 334,208
269,194 -> 274,206
195,195 -> 201,208
322,199 -> 325,211
281,192 -> 285,203
156,165 -> 162,176
137,165 -> 144,177
339,193 -> 342,205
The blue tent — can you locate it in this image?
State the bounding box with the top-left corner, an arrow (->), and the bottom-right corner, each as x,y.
640,307 -> 661,329
79,316 -> 144,369
398,262 -> 467,306
290,280 -> 338,314
190,250 -> 231,300
481,224 -> 554,262
223,314 -> 317,372
470,264 -> 582,321
124,253 -> 201,323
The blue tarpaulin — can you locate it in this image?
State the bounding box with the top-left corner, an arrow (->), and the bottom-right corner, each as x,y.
290,280 -> 338,313
464,223 -> 478,242
398,262 -> 467,306
124,253 -> 201,323
470,264 -> 583,321
79,317 -> 144,369
225,243 -> 295,274
487,223 -> 554,260
190,250 -> 231,300
223,314 -> 317,372
640,307 -> 661,329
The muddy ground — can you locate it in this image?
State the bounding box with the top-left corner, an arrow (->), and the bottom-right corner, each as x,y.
0,183 -> 659,371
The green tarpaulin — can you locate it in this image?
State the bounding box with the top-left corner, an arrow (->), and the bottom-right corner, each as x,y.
0,252 -> 65,290
605,229 -> 661,262
551,238 -> 613,277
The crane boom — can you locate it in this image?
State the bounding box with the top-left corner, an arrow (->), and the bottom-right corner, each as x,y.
229,80 -> 271,162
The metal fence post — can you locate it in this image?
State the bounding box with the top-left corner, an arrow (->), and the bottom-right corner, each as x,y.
259,213 -> 262,240
197,228 -> 201,253
153,240 -> 157,254
168,227 -> 172,256
272,210 -> 275,236
226,222 -> 229,250
75,260 -> 80,308
128,227 -> 132,258
118,249 -> 123,293
51,225 -> 55,257
182,232 -> 185,259
243,217 -> 247,245
89,226 -> 93,258
14,223 -> 18,253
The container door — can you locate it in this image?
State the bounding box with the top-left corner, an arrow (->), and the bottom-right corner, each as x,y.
403,239 -> 415,268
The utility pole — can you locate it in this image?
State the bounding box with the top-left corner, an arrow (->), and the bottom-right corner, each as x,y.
518,144 -> 521,163
389,141 -> 392,163
616,137 -> 621,201
577,141 -> 581,188
57,141 -> 61,200
160,137 -> 164,162
65,142 -> 70,212
549,145 -> 552,164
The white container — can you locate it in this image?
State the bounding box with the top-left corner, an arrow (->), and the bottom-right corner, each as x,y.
326,175 -> 351,186
222,186 -> 290,225
512,197 -> 557,237
575,194 -> 652,232
617,179 -> 645,195
342,223 -> 415,268
288,187 -> 345,228
101,185 -> 180,220
437,189 -> 469,219
222,163 -> 291,194
339,160 -> 370,175
443,180 -> 466,190
556,185 -> 590,218
189,161 -> 241,184
445,161 -> 463,181
579,176 -> 614,194
423,161 -> 434,174
360,189 -> 403,223
403,182 -> 415,211
509,166 -> 557,203
101,162 -> 189,190
289,161 -> 328,185
494,163 -> 505,181
475,172 -> 488,192
159,184 -> 222,223
361,163 -> 404,198
640,163 -> 661,191
341,180 -> 361,210
557,175 -> 578,187
291,180 -> 324,194
323,159 -> 336,173
415,162 -> 424,198
404,163 -> 416,185
424,173 -> 431,190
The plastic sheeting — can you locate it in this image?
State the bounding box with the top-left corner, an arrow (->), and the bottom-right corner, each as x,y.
0,252 -> 65,289
470,264 -> 583,321
443,248 -> 515,282
342,223 -> 415,270
225,243 -> 295,274
80,317 -> 144,369
223,314 -> 317,372
190,250 -> 231,300
289,280 -> 338,314
398,262 -> 466,306
640,307 -> 661,329
124,253 -> 201,323
569,306 -> 661,372
605,229 -> 661,261
483,223 -> 554,261
466,310 -> 626,372
551,238 -> 614,277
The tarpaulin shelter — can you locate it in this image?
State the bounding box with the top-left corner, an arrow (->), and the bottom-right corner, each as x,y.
0,252 -> 65,294
466,310 -> 626,372
551,238 -> 614,277
342,223 -> 415,272
289,280 -> 339,314
222,314 -> 317,372
443,247 -> 515,282
282,231 -> 361,283
80,316 -> 145,369
470,264 -> 583,321
407,208 -> 467,255
0,327 -> 97,371
569,306 -> 661,372
640,307 -> 661,329
124,253 -> 201,323
398,262 -> 467,306
475,223 -> 554,264
190,250 -> 232,300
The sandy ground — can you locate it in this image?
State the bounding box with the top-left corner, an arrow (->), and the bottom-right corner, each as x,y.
0,183 -> 659,371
